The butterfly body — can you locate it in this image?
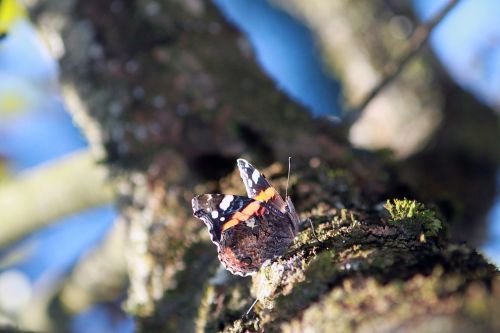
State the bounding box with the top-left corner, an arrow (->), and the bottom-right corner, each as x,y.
192,159 -> 300,276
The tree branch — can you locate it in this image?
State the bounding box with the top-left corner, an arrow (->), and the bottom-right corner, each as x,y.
347,0 -> 462,124
0,149 -> 114,247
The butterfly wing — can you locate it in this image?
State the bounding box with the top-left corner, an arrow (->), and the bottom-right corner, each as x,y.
236,159 -> 287,212
192,193 -> 296,276
192,194 -> 265,244
192,159 -> 301,276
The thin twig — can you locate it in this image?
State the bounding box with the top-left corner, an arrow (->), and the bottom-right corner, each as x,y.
346,0 -> 462,125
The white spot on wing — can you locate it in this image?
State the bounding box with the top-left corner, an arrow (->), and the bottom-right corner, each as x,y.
251,169 -> 260,183
220,217 -> 225,221
238,159 -> 250,167
245,219 -> 256,228
219,195 -> 234,210
211,211 -> 219,219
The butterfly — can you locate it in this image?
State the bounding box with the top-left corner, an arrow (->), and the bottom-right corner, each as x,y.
192,159 -> 300,276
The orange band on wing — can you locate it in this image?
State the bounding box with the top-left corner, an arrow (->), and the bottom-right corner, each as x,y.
254,187 -> 276,202
241,201 -> 262,216
221,218 -> 240,232
221,201 -> 267,232
220,188 -> 276,233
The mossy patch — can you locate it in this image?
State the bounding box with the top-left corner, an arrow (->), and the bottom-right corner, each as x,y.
385,199 -> 443,237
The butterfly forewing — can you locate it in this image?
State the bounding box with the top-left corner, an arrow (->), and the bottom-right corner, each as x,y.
192,194 -> 264,243
237,159 -> 287,212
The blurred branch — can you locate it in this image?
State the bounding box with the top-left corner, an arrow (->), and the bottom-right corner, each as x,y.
347,0 -> 461,124
0,149 -> 114,247
275,1 -> 443,157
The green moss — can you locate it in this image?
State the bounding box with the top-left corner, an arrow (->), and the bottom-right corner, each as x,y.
385,199 -> 443,237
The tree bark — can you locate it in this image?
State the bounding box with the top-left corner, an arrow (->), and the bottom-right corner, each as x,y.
28,0 -> 499,332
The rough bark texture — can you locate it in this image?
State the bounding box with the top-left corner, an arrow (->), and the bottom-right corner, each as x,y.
29,0 -> 499,332
185,163 -> 499,333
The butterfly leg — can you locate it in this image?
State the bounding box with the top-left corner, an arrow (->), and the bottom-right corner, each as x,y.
306,217 -> 322,243
243,298 -> 259,318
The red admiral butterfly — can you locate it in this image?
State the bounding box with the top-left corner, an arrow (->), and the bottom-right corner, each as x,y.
192,159 -> 300,276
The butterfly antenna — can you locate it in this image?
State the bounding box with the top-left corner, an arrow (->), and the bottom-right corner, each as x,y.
285,156 -> 291,199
